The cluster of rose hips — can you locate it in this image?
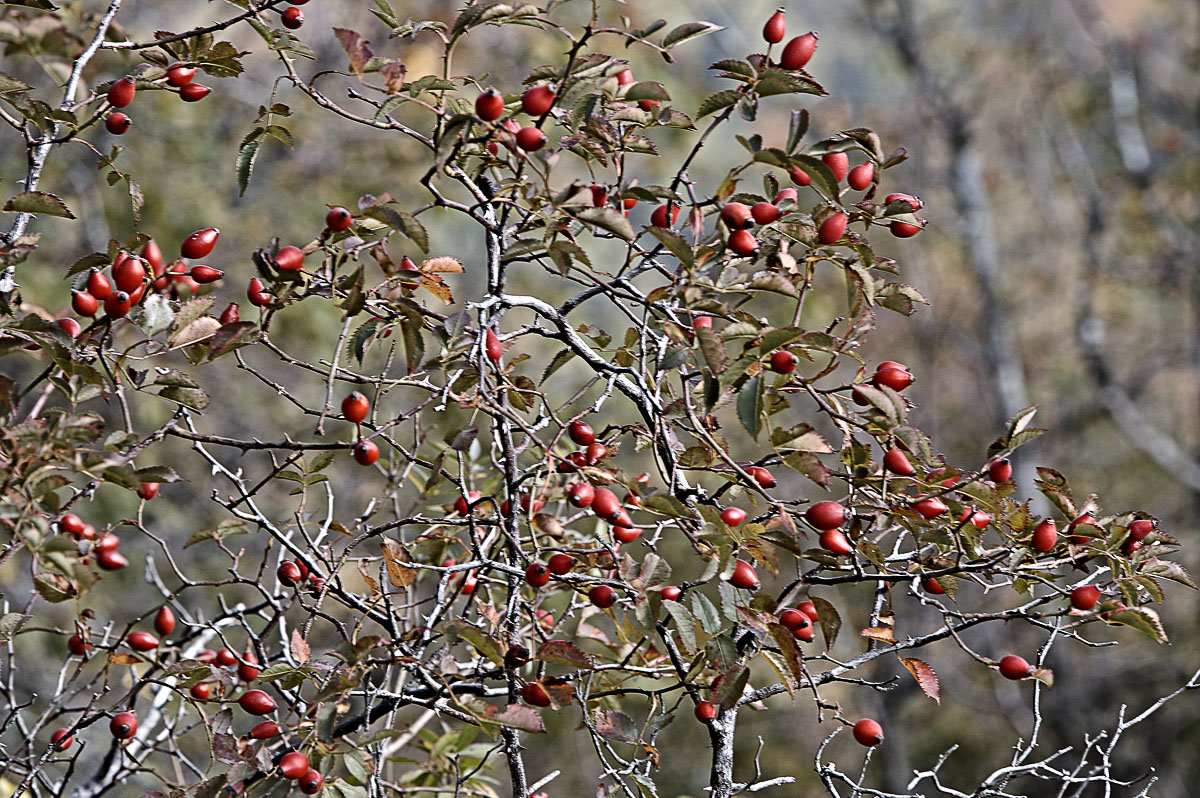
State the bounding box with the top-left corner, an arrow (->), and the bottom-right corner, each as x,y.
103,63 -> 210,136
276,556 -> 326,595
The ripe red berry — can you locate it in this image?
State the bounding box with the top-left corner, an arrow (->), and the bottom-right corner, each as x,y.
616,68 -> 635,86
750,201 -> 780,225
238,689 -> 276,715
568,420 -> 595,446
720,507 -> 747,526
105,112 -> 132,135
107,78 -> 136,108
325,206 -> 353,231
180,83 -> 211,102
186,265 -> 221,284
353,440 -> 380,466
589,584 -> 617,608
720,202 -> 753,230
728,229 -> 759,257
819,529 -> 853,555
797,600 -> 819,622
71,290 -> 98,318
883,448 -> 915,476
660,586 -> 681,601
547,553 -> 574,575
567,482 -> 595,508
884,192 -> 924,210
890,220 -> 924,238
1128,518 -> 1156,541
922,576 -> 945,594
789,165 -> 812,186
847,162 -> 875,191
515,126 -> 547,151
745,465 -> 775,488
59,514 -> 85,537
278,560 -> 303,586
585,442 -> 607,464
779,609 -> 810,631
273,245 -> 304,272
805,501 -> 846,530
522,682 -> 552,707
774,187 -> 799,204
215,648 -> 237,666
998,655 -> 1033,680
181,228 -> 219,259
694,701 -> 718,722
853,718 -> 884,747
126,630 -> 158,652
189,682 -> 212,700
822,152 -> 849,182
281,7 -> 303,28
342,391 -> 369,423
521,84 -> 557,116
67,633 -> 89,657
1031,519 -> 1058,552
589,184 -> 609,207
873,365 -> 914,391
247,278 -> 270,306
762,8 -> 786,43
299,769 -> 323,794
134,481 -> 158,501
475,88 -> 505,121
818,211 -> 848,245
86,269 -> 113,299
650,203 -> 680,228
693,315 -> 713,330
1123,539 -> 1143,557
1070,584 -> 1101,611
166,63 -> 197,87
913,496 -> 949,519
988,459 -> 1013,483
110,711 -> 138,739
218,303 -> 240,325
278,750 -> 310,779
454,490 -> 482,516
484,329 -> 503,362
238,651 -> 260,682
780,32 -> 818,69
612,524 -> 642,543
250,720 -> 279,739
50,727 -> 74,750
769,350 -> 797,374
153,607 -> 175,637
729,558 -> 760,591
525,563 -> 550,588
590,488 -> 622,522
54,317 -> 82,339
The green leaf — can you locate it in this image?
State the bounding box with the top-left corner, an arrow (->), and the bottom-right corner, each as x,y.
697,90 -> 741,119
1106,606 -> 1169,644
157,385 -> 210,411
235,135 -> 261,197
737,375 -> 763,439
646,226 -> 694,267
443,620 -> 506,666
0,72 -> 34,94
690,592 -> 723,635
3,191 -> 75,219
695,326 -> 726,375
624,81 -> 670,102
663,21 -> 724,49
0,612 -> 31,642
662,599 -> 696,653
576,207 -> 636,241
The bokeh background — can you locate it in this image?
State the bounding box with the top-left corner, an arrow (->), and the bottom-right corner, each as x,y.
3,0 -> 1198,795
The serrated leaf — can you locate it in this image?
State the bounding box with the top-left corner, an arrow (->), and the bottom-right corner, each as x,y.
697,89 -> 741,119
695,326 -> 726,375
808,596 -> 840,647
690,592 -> 722,635
1106,606 -> 1169,644
663,21 -> 723,48
236,136 -> 260,197
766,623 -> 805,691
593,709 -> 638,743
379,538 -> 416,588
576,206 -> 636,241
625,81 -> 670,102
443,620 -> 506,666
737,375 -> 763,439
3,191 -> 75,219
0,72 -> 34,94
646,225 -> 694,267
662,599 -> 696,653
899,657 -> 940,703
537,640 -> 592,668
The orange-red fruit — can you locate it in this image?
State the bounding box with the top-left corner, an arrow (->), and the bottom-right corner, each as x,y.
1128,519 -> 1156,541
567,482 -> 595,508
847,162 -> 875,191
326,206 -> 353,231
798,600 -> 819,621
793,624 -> 815,642
105,112 -> 132,135
186,265 -> 220,284
97,548 -> 129,570
853,718 -> 883,747
238,651 -> 260,682
650,203 -> 680,228
342,391 -> 369,423
112,257 -> 145,294
922,577 -> 945,594
522,682 -> 552,707
250,720 -> 279,739
694,701 -> 718,722
166,63 -> 197,87
822,152 -> 849,182
873,365 -> 914,391
190,682 -> 212,700
612,524 -> 642,543
248,278 -> 270,306
728,229 -> 759,257
589,184 -> 609,207
59,514 -> 85,537
454,490 -> 482,515
55,317 -> 82,339
135,481 -> 159,502
485,329 -> 503,362
720,202 -> 753,230
68,633 -> 89,657
763,9 -> 786,43
805,501 -> 846,530
278,560 -> 302,586
127,631 -> 158,652
819,529 -> 853,555
884,192 -> 924,210
547,553 -> 574,575
769,350 -> 797,374
779,608 -> 810,631
789,165 -> 812,186
818,211 -> 848,245
720,507 -> 747,527
521,85 -> 557,116
660,586 -> 681,601
103,290 -> 131,319
568,421 -> 595,446
274,245 -> 304,272
149,607 -> 175,638
585,442 -> 607,465
1031,519 -> 1058,552
180,83 -> 211,102
279,750 -> 310,779
780,32 -> 818,70
181,228 -> 219,259
774,187 -> 799,204
998,655 -> 1032,680
352,440 -> 379,466
1070,584 -> 1101,611
590,488 -> 622,522
88,269 -> 114,298
525,563 -> 550,588
589,584 -> 617,608
217,648 -> 238,666
988,458 -> 1013,483
750,201 -> 780,225
890,220 -> 924,238
515,126 -> 546,151
730,558 -> 760,590
110,711 -> 138,739
475,88 -> 505,121
299,769 -> 323,794
238,689 -> 276,715
745,465 -> 775,488
883,448 -> 915,476
281,7 -> 303,29
107,78 -> 136,108
913,496 -> 949,519
50,728 -> 73,750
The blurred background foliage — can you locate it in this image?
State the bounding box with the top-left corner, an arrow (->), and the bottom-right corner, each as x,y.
2,0 -> 1198,794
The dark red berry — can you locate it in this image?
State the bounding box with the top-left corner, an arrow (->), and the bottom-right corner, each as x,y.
853,718 -> 883,746
342,391 -> 369,423
822,152 -> 849,182
281,7 -> 303,28
107,78 -> 136,108
521,84 -> 556,116
525,563 -> 550,588
818,211 -> 848,245
515,126 -> 546,152
154,607 -> 175,636
180,83 -> 211,102
805,501 -> 846,530
589,584 -> 617,608
780,32 -> 818,70
848,162 -> 875,191
485,329 -> 503,362
694,701 -> 717,722
762,9 -> 786,44
219,303 -> 240,325
720,202 -> 753,230
326,206 -> 353,231
729,559 -> 760,590
568,421 -> 595,446
353,440 -> 379,466
110,711 -> 138,739
475,88 -> 505,121
547,553 -> 574,575
166,63 -> 197,87
998,655 -> 1032,680
181,228 -> 219,259
105,112 -> 132,135
720,507 -> 747,526
273,245 -> 304,272
238,689 -> 276,715
751,201 -> 780,225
